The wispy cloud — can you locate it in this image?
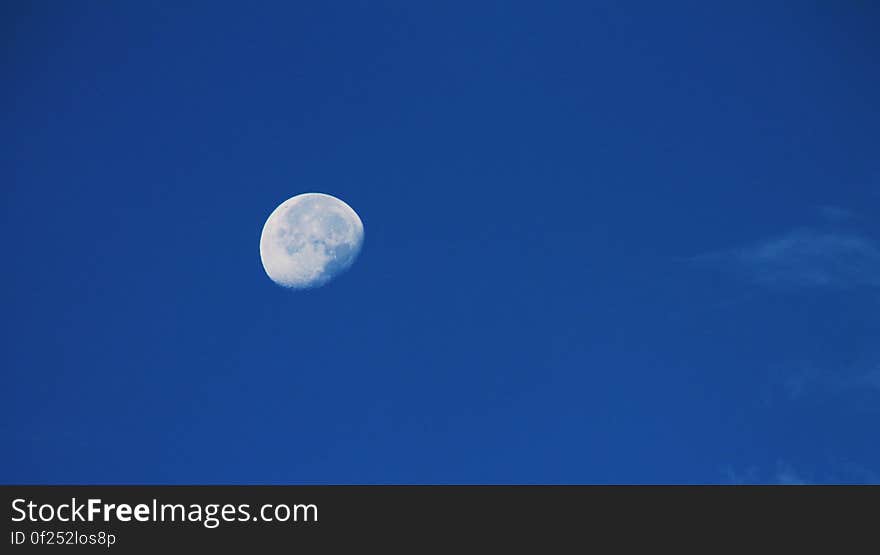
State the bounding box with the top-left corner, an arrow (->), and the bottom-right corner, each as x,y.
722,462 -> 809,485
763,359 -> 880,408
694,228 -> 880,290
775,462 -> 808,485
722,460 -> 878,484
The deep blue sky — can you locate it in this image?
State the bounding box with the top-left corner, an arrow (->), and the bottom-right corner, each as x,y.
3,2 -> 879,484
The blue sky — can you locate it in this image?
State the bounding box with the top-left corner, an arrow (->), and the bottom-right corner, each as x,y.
3,2 -> 879,484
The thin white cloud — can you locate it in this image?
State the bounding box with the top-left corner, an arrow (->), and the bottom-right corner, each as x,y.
722,461 -> 878,484
695,228 -> 880,289
775,462 -> 808,485
764,359 -> 880,407
721,462 -> 809,484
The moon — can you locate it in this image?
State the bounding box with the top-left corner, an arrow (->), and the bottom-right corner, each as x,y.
259,193 -> 364,289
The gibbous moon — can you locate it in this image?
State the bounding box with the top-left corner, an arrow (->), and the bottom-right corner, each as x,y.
259,193 -> 364,289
